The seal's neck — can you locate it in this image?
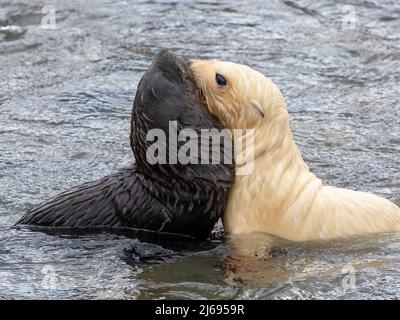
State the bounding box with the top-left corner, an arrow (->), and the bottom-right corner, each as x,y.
226,105 -> 321,232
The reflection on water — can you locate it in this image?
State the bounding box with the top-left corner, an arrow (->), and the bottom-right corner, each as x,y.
0,0 -> 399,299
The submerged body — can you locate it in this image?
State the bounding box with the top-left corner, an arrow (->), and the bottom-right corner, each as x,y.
17,51 -> 235,239
191,59 -> 400,241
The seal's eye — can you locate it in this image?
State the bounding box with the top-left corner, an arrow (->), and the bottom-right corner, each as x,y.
216,73 -> 227,86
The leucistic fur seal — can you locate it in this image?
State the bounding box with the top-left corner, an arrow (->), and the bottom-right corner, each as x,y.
16,50 -> 235,240
191,59 -> 400,241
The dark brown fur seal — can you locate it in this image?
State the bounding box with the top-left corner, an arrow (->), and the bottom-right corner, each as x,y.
16,50 -> 235,240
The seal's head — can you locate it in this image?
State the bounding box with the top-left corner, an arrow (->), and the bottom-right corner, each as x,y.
131,50 -> 234,183
190,60 -> 293,162
190,60 -> 287,131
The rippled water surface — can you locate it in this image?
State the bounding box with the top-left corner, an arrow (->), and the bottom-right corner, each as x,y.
0,0 -> 399,299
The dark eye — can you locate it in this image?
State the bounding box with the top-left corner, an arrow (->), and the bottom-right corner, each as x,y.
216,73 -> 227,86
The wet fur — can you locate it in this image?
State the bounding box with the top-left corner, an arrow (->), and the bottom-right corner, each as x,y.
191,59 -> 400,241
17,51 -> 235,240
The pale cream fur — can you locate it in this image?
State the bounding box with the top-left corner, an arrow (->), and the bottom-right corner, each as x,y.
191,60 -> 400,241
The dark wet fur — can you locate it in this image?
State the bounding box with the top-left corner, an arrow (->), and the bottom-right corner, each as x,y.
16,50 -> 235,240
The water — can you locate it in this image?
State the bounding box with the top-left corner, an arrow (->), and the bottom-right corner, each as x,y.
0,0 -> 399,299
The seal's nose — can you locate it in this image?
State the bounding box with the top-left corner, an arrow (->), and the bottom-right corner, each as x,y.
150,50 -> 184,82
153,49 -> 173,66
189,60 -> 204,77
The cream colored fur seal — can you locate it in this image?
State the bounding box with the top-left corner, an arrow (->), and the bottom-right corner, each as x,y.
191,60 -> 400,241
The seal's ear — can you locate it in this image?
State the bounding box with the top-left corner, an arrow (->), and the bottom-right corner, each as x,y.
250,100 -> 265,118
